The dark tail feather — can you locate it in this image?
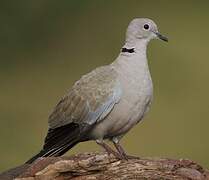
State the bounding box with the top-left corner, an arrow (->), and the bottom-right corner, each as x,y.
25,123 -> 81,164
25,150 -> 47,164
25,140 -> 79,164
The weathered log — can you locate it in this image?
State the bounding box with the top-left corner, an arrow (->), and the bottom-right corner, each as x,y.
1,152 -> 209,180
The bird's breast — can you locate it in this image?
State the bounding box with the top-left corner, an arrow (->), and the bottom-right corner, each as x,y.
89,68 -> 153,140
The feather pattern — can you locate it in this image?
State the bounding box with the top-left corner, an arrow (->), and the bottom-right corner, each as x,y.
48,65 -> 122,129
26,66 -> 122,164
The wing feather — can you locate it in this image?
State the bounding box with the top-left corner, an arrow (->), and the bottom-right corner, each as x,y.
48,65 -> 122,129
26,66 -> 122,163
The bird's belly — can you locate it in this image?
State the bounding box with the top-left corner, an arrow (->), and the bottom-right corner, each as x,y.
89,91 -> 152,140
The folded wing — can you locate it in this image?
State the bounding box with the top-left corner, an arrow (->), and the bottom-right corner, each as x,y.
44,66 -> 122,157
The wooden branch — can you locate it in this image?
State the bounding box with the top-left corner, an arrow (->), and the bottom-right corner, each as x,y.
1,152 -> 209,180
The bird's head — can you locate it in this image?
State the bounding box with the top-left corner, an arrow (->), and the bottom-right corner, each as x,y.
126,18 -> 168,43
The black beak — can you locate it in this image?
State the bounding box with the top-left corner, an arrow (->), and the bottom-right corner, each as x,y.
155,32 -> 168,42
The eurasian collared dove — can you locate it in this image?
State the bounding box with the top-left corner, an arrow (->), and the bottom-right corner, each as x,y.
26,18 -> 168,163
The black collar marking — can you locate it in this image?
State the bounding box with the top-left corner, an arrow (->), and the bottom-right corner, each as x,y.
121,48 -> 135,53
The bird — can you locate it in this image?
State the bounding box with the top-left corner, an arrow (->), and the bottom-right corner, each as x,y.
26,18 -> 168,164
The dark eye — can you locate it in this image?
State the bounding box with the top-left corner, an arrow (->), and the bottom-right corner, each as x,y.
144,24 -> 149,30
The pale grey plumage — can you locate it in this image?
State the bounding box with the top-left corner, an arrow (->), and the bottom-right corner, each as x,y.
26,18 -> 167,163
48,66 -> 122,129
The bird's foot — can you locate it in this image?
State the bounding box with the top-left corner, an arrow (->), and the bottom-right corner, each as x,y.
112,139 -> 140,160
124,154 -> 140,160
96,140 -> 124,160
112,152 -> 140,161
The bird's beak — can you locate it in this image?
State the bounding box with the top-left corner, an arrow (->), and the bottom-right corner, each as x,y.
155,32 -> 168,42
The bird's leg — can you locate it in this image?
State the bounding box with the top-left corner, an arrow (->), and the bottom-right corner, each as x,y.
112,137 -> 140,160
96,139 -> 123,159
112,138 -> 128,160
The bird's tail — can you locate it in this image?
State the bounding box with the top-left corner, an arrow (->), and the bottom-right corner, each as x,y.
25,140 -> 79,164
25,150 -> 47,164
25,123 -> 81,164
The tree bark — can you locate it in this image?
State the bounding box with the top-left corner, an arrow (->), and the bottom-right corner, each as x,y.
1,152 -> 209,180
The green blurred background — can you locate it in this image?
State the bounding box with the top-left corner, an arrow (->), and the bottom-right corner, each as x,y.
1,0 -> 209,172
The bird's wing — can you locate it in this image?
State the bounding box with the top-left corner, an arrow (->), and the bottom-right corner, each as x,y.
48,65 -> 122,130
26,65 -> 122,162
40,66 -> 122,156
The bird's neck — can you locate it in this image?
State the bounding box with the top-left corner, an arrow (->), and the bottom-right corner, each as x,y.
123,38 -> 149,52
111,39 -> 152,92
112,39 -> 149,71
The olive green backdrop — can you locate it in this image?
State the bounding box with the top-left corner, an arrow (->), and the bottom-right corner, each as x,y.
0,0 -> 209,171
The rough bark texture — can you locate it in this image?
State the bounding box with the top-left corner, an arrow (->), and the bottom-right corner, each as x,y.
1,152 -> 209,180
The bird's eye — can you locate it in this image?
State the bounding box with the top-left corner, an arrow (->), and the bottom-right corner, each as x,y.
143,24 -> 149,30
